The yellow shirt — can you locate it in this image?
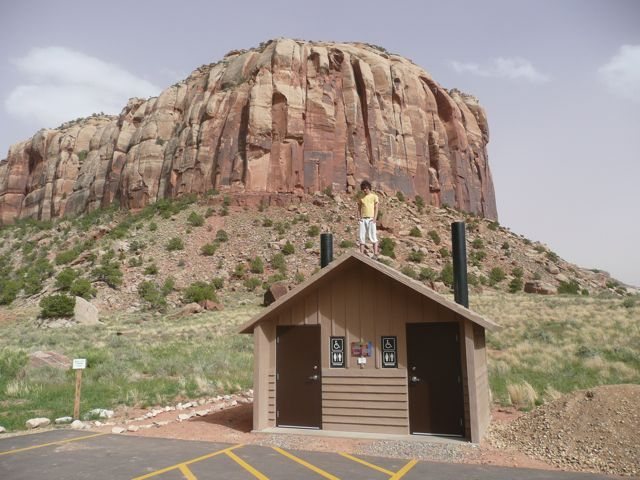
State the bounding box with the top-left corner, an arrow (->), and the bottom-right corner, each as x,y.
359,192 -> 378,218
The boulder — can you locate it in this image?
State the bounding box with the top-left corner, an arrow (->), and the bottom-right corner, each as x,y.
70,420 -> 86,429
54,416 -> 73,425
264,282 -> 288,306
524,281 -> 556,295
74,297 -> 100,325
0,426 -> 6,433
26,418 -> 51,429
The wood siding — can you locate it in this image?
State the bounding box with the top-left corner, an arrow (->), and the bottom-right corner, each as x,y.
252,260 -> 491,441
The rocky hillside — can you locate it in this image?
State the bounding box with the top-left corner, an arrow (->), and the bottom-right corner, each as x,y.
0,191 -> 632,317
0,38 -> 496,225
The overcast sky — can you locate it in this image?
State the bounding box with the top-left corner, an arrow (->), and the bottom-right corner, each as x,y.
1,0 -> 638,286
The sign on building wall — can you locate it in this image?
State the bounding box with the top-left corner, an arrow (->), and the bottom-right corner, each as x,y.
381,336 -> 397,368
351,341 -> 373,357
330,336 -> 345,368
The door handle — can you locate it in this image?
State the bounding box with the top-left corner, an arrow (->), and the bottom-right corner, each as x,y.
308,374 -> 319,381
409,375 -> 421,383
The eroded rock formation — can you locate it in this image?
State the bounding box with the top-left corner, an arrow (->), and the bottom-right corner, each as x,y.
0,39 -> 497,224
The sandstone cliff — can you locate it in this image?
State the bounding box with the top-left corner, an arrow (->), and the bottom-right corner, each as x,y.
0,39 -> 497,224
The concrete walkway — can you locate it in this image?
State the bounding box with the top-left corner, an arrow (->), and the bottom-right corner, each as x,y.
0,430 -> 614,479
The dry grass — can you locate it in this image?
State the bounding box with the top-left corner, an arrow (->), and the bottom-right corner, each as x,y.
507,381 -> 537,409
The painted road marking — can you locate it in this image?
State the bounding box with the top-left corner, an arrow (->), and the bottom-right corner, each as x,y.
226,449 -> 270,480
389,459 -> 418,479
338,452 -> 396,476
177,463 -> 197,480
0,433 -> 106,457
273,447 -> 340,480
131,444 -> 243,479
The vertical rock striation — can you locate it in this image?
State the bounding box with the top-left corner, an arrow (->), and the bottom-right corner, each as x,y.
0,39 -> 497,224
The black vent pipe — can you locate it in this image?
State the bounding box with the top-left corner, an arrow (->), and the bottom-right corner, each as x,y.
451,222 -> 469,308
320,233 -> 333,268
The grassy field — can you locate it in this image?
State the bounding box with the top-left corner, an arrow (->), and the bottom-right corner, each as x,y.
0,292 -> 638,432
0,297 -> 260,432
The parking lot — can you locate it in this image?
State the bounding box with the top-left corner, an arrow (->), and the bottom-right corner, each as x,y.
0,430 -> 613,479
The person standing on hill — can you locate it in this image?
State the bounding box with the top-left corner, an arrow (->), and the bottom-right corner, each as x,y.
357,180 -> 379,257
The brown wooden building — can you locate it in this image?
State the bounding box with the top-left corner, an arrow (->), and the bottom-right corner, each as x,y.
239,252 -> 499,442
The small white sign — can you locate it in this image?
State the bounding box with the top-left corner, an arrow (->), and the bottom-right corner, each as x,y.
72,358 -> 87,370
357,357 -> 367,365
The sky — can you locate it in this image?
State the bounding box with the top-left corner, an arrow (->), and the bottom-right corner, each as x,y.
0,0 -> 639,286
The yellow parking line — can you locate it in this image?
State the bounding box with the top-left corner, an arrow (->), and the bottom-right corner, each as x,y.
178,463 -> 198,480
132,444 -> 243,479
389,459 -> 418,479
0,433 -> 106,456
338,452 -> 395,476
225,450 -> 269,480
272,447 -> 340,480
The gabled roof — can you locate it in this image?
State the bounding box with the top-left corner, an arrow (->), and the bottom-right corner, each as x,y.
238,251 -> 499,334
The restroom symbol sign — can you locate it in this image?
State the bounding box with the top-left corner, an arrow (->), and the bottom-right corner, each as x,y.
381,336 -> 397,368
330,336 -> 345,368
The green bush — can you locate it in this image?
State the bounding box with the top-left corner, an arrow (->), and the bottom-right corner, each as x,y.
271,253 -> 287,272
201,243 -> 217,256
379,238 -> 396,258
148,222 -> 158,231
0,279 -> 21,305
166,237 -> 184,251
487,221 -> 499,231
183,281 -> 218,303
138,281 -> 167,311
488,267 -> 506,286
92,257 -> 123,288
244,277 -> 261,291
233,263 -> 246,279
414,195 -> 425,210
307,225 -> 320,237
144,264 -> 159,275
187,211 -> 204,227
39,294 -> 75,318
250,257 -> 264,274
512,266 -> 524,278
419,267 -> 437,282
216,230 -> 229,242
162,276 -> 176,295
294,272 -> 305,284
471,238 -> 484,249
395,191 -> 405,202
401,266 -> 417,279
509,277 -> 523,293
339,239 -> 356,248
204,207 -> 215,218
409,227 -> 422,238
56,268 -> 78,290
469,250 -> 486,266
502,241 -> 510,250
427,230 -> 441,245
55,247 -> 81,265
69,278 -> 96,299
282,241 -> 295,255
262,218 -> 273,227
439,247 -> 450,258
440,263 -> 454,287
407,251 -> 424,263
558,279 -> 580,295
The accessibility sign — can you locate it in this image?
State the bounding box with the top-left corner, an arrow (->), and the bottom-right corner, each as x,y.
330,336 -> 345,368
381,336 -> 397,368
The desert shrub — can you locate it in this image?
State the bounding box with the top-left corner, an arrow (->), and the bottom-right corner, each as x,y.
401,265 -> 417,279
162,276 -> 176,295
508,277 -> 523,293
55,268 -> 78,290
148,222 -> 157,232
419,267 -> 437,282
128,257 -> 143,267
395,191 -> 405,202
507,381 -> 538,410
39,294 -> 75,318
546,250 -> 559,262
488,267 -> 506,286
222,195 -> 231,207
304,240 -> 313,249
187,211 -> 204,227
143,264 -> 159,275
92,254 -> 123,288
22,258 -> 54,295
407,251 -> 424,263
414,195 -> 425,210
69,278 -> 96,299
273,222 -> 287,235
271,253 -> 286,272
427,230 -> 441,245
55,247 -> 81,265
339,239 -> 356,248
502,241 -> 510,250
439,247 -> 450,258
469,250 -> 486,266
294,272 -> 305,284
138,281 -> 167,311
129,240 -> 145,253
204,207 -> 215,218
183,281 -> 218,304
379,238 -> 396,258
282,241 -> 295,255
409,227 -> 422,238
249,257 -> 264,274
440,262 -> 454,287
262,218 -> 273,227
558,279 -> 580,295
487,221 -> 499,231
201,243 -> 217,256
512,266 -> 524,278
471,238 -> 484,249
244,277 -> 261,291
233,263 -> 246,279
0,279 -> 21,305
166,237 -> 184,251
307,225 -> 320,237
215,230 -> 229,242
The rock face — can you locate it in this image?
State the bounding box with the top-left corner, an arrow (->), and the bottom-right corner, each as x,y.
0,39 -> 497,224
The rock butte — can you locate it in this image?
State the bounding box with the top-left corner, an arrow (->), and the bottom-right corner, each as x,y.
0,39 -> 497,225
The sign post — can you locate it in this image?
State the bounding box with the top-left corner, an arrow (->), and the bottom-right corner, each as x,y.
72,358 -> 87,419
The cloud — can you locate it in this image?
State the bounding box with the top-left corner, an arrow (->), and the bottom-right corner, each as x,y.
598,45 -> 640,103
449,57 -> 550,83
5,46 -> 161,126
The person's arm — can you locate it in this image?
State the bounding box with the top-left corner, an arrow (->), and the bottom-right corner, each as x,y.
357,198 -> 362,220
373,198 -> 379,222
